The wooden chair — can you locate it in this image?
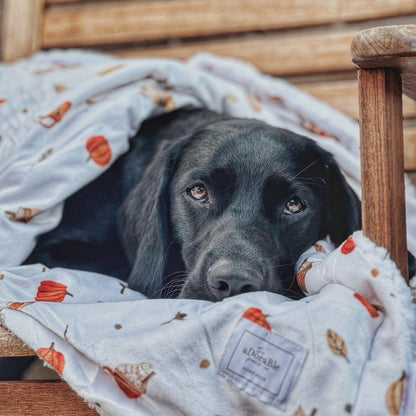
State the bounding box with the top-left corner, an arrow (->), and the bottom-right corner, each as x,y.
1,1 -> 416,414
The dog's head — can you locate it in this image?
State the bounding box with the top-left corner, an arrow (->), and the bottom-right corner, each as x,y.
119,112 -> 361,300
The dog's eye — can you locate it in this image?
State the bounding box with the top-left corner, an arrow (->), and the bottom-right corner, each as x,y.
283,197 -> 305,214
188,184 -> 208,201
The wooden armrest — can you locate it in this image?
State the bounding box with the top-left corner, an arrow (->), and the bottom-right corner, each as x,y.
351,25 -> 416,100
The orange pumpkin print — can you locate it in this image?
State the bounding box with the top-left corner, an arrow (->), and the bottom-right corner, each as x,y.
353,293 -> 379,318
103,362 -> 155,399
340,236 -> 356,254
37,342 -> 65,375
86,135 -> 112,166
242,307 -> 271,331
296,260 -> 312,293
35,280 -> 73,302
38,101 -> 71,128
6,301 -> 35,311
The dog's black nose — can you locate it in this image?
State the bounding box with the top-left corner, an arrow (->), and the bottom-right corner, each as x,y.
207,260 -> 263,300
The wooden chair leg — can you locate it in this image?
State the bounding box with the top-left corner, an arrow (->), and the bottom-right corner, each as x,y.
358,67 -> 409,281
1,0 -> 45,62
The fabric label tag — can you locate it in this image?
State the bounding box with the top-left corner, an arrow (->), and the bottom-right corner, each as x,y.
219,316 -> 308,410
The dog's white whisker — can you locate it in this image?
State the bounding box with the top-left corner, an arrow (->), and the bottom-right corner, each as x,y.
292,158 -> 322,179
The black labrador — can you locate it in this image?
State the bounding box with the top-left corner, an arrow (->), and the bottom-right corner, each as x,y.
25,107 -> 414,301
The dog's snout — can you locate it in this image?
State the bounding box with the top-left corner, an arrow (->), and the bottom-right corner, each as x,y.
207,260 -> 263,300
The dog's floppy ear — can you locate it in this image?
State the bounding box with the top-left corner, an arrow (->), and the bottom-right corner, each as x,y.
118,137 -> 190,297
323,155 -> 362,245
322,153 -> 416,279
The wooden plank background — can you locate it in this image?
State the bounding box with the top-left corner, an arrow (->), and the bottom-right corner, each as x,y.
41,0 -> 416,48
39,0 -> 416,172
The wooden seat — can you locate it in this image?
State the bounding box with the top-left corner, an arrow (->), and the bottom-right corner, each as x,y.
351,25 -> 416,281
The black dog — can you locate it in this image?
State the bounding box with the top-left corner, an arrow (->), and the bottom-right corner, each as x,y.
26,108 -> 365,300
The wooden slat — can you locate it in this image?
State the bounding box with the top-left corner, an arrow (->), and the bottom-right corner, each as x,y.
404,127 -> 416,170
0,381 -> 98,415
358,68 -> 408,280
0,326 -> 35,357
1,0 -> 45,62
114,28 -> 358,76
42,0 -> 416,48
47,0 -> 88,3
297,80 -> 416,170
300,79 -> 416,120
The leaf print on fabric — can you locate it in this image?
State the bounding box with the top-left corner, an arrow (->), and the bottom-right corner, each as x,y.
161,311 -> 187,325
267,95 -> 285,104
38,148 -> 53,162
37,101 -> 71,128
299,116 -> 333,138
86,135 -> 112,167
98,64 -> 125,76
5,207 -> 44,223
35,280 -> 73,302
33,64 -> 79,75
242,307 -> 271,331
327,329 -> 350,363
290,406 -> 317,416
385,371 -> 405,415
140,84 -> 175,111
224,92 -> 237,102
103,362 -> 155,399
247,93 -> 262,112
86,97 -> 106,105
37,342 -> 65,375
54,84 -> 67,93
313,243 -> 326,253
353,293 -> 379,318
296,260 -> 312,293
340,236 -> 356,254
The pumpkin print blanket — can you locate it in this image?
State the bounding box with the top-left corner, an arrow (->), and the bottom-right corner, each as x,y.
1,50 -> 416,416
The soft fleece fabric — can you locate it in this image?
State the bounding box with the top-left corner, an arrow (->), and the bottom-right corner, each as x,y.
0,51 -> 415,415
